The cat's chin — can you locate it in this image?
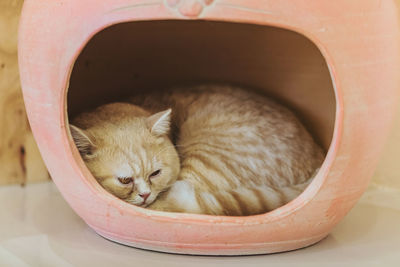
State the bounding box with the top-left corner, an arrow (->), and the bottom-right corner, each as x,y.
124,195 -> 158,208
127,200 -> 152,208
141,198 -> 158,207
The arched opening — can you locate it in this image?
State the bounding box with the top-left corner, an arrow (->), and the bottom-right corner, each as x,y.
67,20 -> 336,215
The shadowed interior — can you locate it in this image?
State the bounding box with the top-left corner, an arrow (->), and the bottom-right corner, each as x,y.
68,20 -> 335,153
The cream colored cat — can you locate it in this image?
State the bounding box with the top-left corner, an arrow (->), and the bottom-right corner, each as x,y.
70,85 -> 324,216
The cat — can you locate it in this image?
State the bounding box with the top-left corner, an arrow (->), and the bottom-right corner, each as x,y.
70,84 -> 324,216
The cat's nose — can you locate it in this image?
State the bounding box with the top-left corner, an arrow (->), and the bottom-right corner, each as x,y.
139,192 -> 150,201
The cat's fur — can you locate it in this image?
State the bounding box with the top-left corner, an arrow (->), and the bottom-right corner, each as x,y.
71,85 -> 324,216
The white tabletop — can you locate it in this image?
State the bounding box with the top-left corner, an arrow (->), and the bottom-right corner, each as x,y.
0,182 -> 399,267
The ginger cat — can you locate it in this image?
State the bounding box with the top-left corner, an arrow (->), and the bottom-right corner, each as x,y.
70,85 -> 324,216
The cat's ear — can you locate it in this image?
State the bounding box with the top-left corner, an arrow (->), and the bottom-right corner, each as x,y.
69,125 -> 96,157
146,109 -> 172,136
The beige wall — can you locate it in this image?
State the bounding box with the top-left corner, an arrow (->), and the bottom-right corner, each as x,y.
372,0 -> 400,190
373,105 -> 400,190
0,0 -> 399,187
0,0 -> 49,185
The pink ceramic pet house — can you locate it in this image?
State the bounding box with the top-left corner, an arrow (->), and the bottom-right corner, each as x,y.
18,0 -> 400,255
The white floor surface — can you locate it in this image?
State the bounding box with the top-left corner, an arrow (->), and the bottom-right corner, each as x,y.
0,182 -> 399,267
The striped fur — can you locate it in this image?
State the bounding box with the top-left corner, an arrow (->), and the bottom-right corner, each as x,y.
71,85 -> 324,216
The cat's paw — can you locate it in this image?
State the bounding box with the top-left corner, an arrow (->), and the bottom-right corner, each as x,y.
147,199 -> 177,212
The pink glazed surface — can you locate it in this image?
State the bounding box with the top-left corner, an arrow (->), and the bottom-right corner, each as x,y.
18,0 -> 400,255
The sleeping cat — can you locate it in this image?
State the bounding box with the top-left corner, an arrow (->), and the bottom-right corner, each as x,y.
70,85 -> 324,216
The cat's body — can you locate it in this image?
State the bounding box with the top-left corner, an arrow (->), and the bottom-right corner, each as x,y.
71,85 -> 324,216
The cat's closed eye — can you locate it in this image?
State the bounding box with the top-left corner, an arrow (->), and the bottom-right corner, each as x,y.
149,170 -> 161,179
118,177 -> 133,184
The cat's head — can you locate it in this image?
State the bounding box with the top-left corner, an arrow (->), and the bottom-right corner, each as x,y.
70,104 -> 180,207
